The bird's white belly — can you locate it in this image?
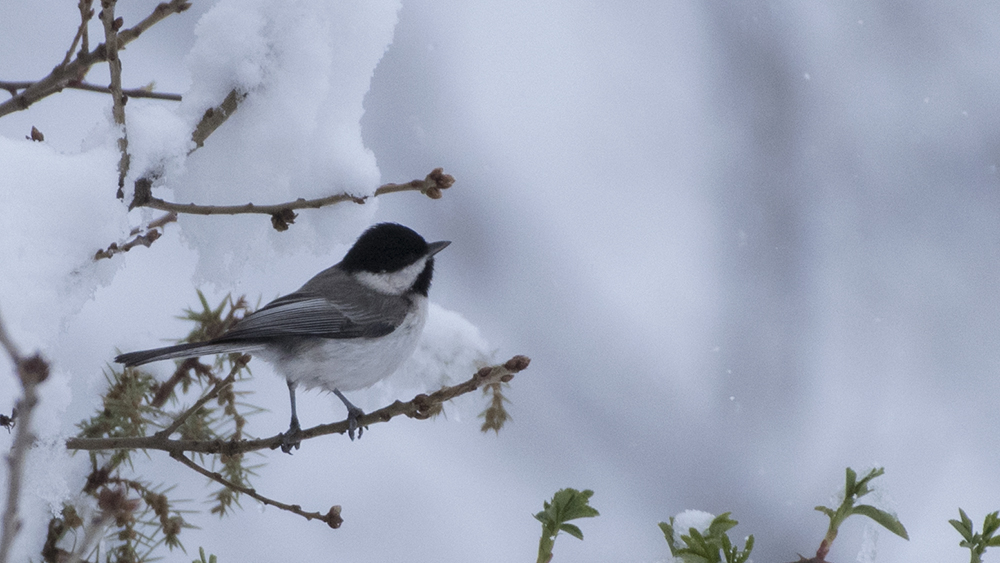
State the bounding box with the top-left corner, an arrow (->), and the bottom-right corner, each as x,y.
259,298 -> 427,392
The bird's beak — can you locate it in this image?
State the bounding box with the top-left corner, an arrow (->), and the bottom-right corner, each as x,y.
426,240 -> 451,257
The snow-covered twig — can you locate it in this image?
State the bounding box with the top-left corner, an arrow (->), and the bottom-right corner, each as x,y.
189,89 -> 245,151
129,168 -> 455,230
93,211 -> 178,261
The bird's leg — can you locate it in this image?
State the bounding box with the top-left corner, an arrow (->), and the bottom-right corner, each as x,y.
333,388 -> 366,440
281,380 -> 302,453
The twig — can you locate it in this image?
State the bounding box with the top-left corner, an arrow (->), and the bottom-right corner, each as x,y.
123,89 -> 244,214
0,81 -> 181,101
65,355 -> 530,456
154,355 -> 245,439
93,211 -> 178,260
190,89 -> 244,151
0,310 -> 51,563
0,0 -> 191,118
116,0 -> 192,45
100,0 -> 130,198
171,452 -> 343,529
130,168 -> 455,224
0,312 -> 23,364
61,0 -> 95,67
79,0 -> 93,56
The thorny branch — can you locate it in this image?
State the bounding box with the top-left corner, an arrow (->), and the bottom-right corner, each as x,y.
65,356 -> 530,457
171,452 -> 344,529
0,311 -> 51,563
62,356 -> 528,529
154,355 -> 246,440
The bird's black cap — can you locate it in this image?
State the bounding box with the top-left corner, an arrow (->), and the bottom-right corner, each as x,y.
341,223 -> 441,274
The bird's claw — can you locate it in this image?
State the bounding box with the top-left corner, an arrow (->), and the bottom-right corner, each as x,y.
281,420 -> 302,454
346,406 -> 365,441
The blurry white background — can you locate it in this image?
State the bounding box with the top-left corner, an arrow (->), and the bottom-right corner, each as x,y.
2,1 -> 1000,562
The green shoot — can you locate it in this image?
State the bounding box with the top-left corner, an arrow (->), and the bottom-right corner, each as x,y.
812,467 -> 908,561
659,512 -> 753,563
949,509 -> 1000,563
534,488 -> 600,563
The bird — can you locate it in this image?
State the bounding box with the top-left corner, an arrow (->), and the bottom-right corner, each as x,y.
115,222 -> 450,453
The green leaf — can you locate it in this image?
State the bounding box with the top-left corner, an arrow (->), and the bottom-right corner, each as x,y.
853,467 -> 884,498
535,488 -> 599,563
852,504 -> 909,540
660,522 -> 675,541
740,535 -> 755,562
660,521 -> 683,554
720,532 -> 732,552
559,523 -> 584,540
960,508 -> 974,531
539,489 -> 600,523
983,511 -> 1000,537
708,513 -> 738,537
815,505 -> 835,518
951,518 -> 974,542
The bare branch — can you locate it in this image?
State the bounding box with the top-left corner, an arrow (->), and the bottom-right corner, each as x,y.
75,81 -> 180,101
79,0 -> 93,56
190,89 -> 245,151
0,80 -> 181,101
130,168 -> 455,227
0,313 -> 23,365
100,0 -> 130,198
116,0 -> 192,45
0,310 -> 51,563
0,0 -> 191,118
93,211 -> 177,260
121,89 -> 244,217
64,355 -> 530,456
61,0 -> 95,67
171,452 -> 343,529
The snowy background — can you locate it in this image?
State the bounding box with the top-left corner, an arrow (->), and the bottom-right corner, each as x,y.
3,1 -> 1000,562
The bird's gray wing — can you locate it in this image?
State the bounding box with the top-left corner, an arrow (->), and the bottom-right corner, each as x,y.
217,291 -> 402,341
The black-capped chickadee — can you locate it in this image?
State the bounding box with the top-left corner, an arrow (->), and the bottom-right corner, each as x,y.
115,223 -> 450,452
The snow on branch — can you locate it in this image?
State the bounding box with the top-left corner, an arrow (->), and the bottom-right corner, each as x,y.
129,168 -> 456,231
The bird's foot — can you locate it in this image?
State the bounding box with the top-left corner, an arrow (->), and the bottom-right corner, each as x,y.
346,405 -> 366,441
281,419 -> 302,454
333,388 -> 367,441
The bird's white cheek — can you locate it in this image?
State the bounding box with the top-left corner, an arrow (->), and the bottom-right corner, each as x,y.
354,259 -> 427,294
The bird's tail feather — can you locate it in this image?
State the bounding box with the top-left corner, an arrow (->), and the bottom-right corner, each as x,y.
114,341 -> 265,367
